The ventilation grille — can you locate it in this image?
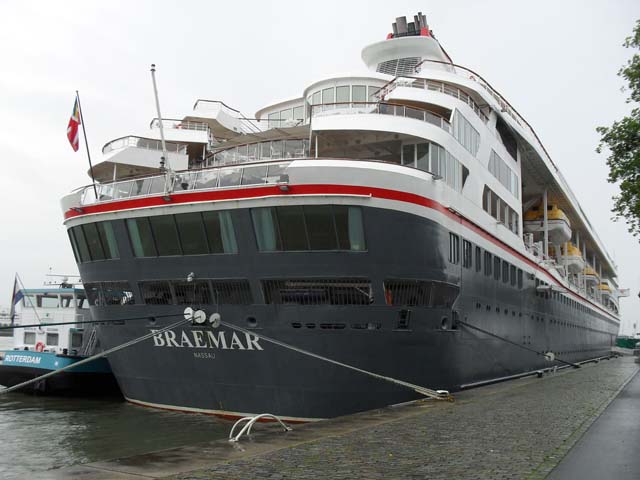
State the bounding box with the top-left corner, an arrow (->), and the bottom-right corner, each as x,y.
376,57 -> 421,76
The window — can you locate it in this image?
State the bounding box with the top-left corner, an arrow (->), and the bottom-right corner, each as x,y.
172,280 -> 212,305
71,226 -> 91,263
210,279 -> 253,304
251,206 -> 366,252
462,240 -> 472,269
175,212 -> 209,255
46,333 -> 59,346
24,332 -> 35,344
83,282 -> 135,306
502,261 -> 509,284
322,87 -> 335,105
482,186 -> 519,234
202,211 -> 238,254
510,265 -> 517,286
352,85 -> 367,103
494,256 -> 501,280
336,85 -> 349,105
127,218 -> 157,257
140,281 -> 173,305
263,279 -> 372,305
39,294 -> 59,308
82,223 -> 106,261
71,332 -> 83,349
97,222 -> 119,259
484,251 -> 492,277
453,110 -> 480,156
489,150 -> 519,199
475,246 -> 482,272
448,233 -> 460,264
149,215 -> 181,256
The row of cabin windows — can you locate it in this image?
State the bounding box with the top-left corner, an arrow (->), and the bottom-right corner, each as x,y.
452,110 -> 480,156
126,211 -> 238,257
488,150 -> 519,199
70,205 -> 367,262
449,233 -> 524,289
251,205 -> 366,252
266,106 -> 306,128
482,186 -> 520,235
68,222 -> 119,263
82,277 -> 458,308
537,279 -> 597,317
23,332 -> 59,346
21,294 -> 89,309
401,142 -> 469,192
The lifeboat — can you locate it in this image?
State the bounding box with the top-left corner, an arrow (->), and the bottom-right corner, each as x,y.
582,266 -> 599,283
598,281 -> 612,298
523,204 -> 571,245
561,242 -> 585,274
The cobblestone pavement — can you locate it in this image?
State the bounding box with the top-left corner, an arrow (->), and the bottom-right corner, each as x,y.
169,357 -> 638,480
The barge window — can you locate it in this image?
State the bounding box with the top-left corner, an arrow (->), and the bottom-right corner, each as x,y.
448,233 -> 460,264
175,213 -> 209,255
475,246 -> 482,272
203,211 -> 238,254
46,333 -> 59,346
127,218 -> 157,257
462,240 -> 472,269
71,332 -> 83,349
149,215 -> 182,256
39,294 -> 59,308
24,332 -> 35,344
484,251 -> 492,277
251,206 -> 366,252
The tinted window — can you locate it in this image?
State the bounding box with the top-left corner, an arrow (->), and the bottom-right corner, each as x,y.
251,208 -> 282,252
149,215 -> 181,256
97,221 -> 119,259
67,229 -> 80,262
72,226 -> 91,263
175,213 -> 209,255
484,251 -> 492,277
126,218 -> 157,257
334,206 -> 366,251
494,257 -> 501,280
277,206 -> 308,250
305,205 -> 337,250
462,240 -> 472,269
203,211 -> 238,253
475,246 -> 482,272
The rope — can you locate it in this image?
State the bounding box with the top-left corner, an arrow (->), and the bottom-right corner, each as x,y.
0,312 -> 181,331
219,320 -> 452,402
0,316 -> 189,395
457,319 -> 581,368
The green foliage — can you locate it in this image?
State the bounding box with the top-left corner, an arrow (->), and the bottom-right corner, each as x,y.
597,20 -> 640,237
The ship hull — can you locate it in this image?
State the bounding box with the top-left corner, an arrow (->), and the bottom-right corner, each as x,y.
77,205 -> 617,420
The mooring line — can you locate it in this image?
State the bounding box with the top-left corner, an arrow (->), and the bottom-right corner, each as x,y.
219,320 -> 452,402
0,313 -> 181,332
457,319 -> 581,368
0,316 -> 189,395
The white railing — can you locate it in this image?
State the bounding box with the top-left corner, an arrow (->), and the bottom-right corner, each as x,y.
311,102 -> 451,133
78,161 -> 291,206
102,136 -> 188,155
379,77 -> 489,124
150,118 -> 210,132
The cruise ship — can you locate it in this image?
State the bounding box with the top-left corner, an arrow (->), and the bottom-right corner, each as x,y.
60,13 -> 625,421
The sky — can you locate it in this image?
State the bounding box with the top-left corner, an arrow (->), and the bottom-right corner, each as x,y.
0,0 -> 639,334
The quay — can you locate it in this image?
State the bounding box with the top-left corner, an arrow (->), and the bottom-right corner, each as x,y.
36,354 -> 639,480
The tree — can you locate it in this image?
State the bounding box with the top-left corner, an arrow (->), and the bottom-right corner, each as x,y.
597,20 -> 640,237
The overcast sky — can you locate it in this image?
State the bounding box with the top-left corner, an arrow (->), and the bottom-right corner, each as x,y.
1,0 -> 639,334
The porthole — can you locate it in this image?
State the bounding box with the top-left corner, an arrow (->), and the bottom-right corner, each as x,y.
441,317 -> 449,330
246,317 -> 258,328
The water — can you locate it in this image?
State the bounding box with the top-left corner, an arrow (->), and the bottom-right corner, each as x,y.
0,337 -> 228,479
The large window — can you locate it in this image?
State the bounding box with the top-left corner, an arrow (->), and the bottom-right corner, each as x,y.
251,205 -> 366,252
212,139 -> 309,166
401,142 -> 468,192
84,281 -> 135,306
263,278 -> 372,305
126,211 -> 238,258
482,186 -> 520,235
489,150 -> 519,198
68,221 -> 120,263
452,110 -> 480,156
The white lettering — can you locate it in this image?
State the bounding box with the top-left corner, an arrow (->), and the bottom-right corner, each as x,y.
180,331 -> 194,348
206,331 -> 228,349
192,331 -> 206,348
151,330 -> 165,347
193,351 -> 215,359
4,355 -> 42,364
244,333 -> 263,351
164,331 -> 180,347
229,332 -> 246,350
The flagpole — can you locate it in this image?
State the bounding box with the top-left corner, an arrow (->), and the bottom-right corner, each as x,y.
75,90 -> 98,198
150,64 -> 173,194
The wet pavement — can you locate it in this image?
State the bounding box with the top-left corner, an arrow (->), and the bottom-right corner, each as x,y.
34,355 -> 639,480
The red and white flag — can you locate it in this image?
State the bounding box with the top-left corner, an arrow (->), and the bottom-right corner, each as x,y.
67,97 -> 81,152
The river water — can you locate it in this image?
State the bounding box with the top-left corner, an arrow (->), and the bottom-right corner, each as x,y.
0,337 -> 228,479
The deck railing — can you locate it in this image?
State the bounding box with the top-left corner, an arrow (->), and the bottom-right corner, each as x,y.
377,77 -> 489,123
310,102 -> 451,133
78,161 -> 292,206
149,118 -> 210,132
102,136 -> 188,155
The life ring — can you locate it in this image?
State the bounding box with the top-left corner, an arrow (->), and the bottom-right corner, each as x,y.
35,342 -> 45,352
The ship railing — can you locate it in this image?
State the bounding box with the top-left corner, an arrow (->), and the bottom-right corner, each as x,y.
78,161 -> 292,206
377,76 -> 489,123
310,102 -> 451,133
193,99 -> 262,134
101,136 -> 188,155
149,118 -> 210,133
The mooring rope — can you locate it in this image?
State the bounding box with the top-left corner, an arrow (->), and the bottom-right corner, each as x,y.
0,316 -> 189,395
219,320 -> 452,402
457,319 -> 581,369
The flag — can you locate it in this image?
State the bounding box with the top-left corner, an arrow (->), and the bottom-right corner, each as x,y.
9,275 -> 23,325
67,97 -> 81,152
